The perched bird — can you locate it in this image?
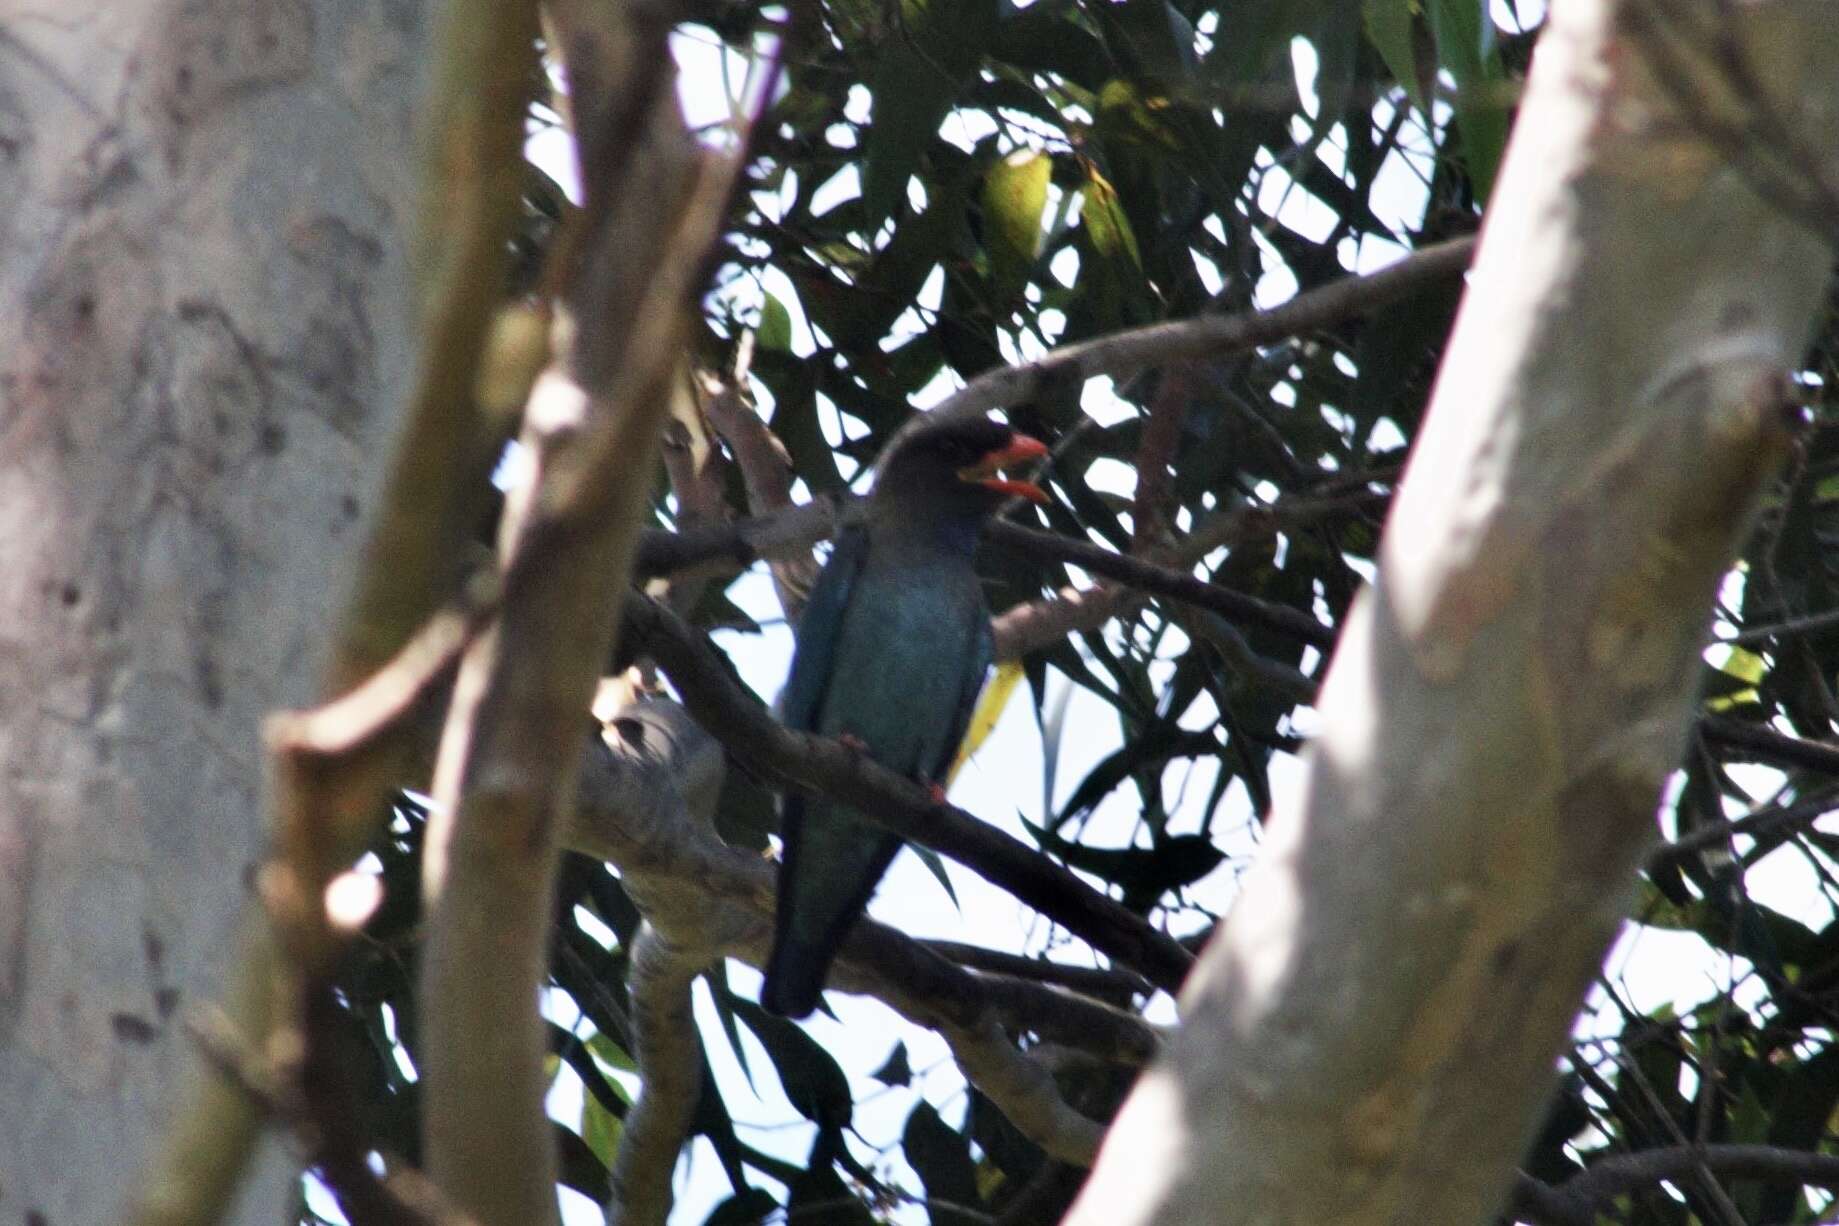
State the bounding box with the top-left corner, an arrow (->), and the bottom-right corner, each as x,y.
761,416 -> 1048,1017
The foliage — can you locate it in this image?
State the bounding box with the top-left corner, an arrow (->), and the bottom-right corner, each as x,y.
312,0 -> 1839,1222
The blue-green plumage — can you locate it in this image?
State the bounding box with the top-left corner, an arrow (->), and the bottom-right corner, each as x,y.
761,418 -> 1045,1017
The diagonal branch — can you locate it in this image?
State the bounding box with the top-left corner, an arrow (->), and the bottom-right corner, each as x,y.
607,925 -> 703,1226
619,593 -> 1197,993
1511,1144 -> 1839,1226
900,236 -> 1476,446
418,2 -> 727,1220
570,699 -> 1159,1207
985,521 -> 1335,649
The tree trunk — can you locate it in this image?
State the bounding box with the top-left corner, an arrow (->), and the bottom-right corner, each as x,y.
0,2 -> 426,1221
1066,1 -> 1839,1223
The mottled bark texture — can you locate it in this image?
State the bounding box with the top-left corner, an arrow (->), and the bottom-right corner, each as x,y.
0,2 -> 427,1222
1065,2 -> 1839,1224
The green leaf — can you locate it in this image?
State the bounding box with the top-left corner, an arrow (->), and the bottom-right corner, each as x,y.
1716,644 -> 1768,687
1200,0 -> 1312,85
872,1040 -> 912,1086
990,8 -> 1112,90
757,290 -> 794,352
981,150 -> 1050,304
1362,0 -> 1429,115
1426,0 -> 1508,198
903,1102 -> 983,1223
582,1093 -> 623,1169
709,964 -> 758,1091
555,1121 -> 612,1203
1079,164 -> 1142,270
732,998 -> 854,1130
911,842 -> 962,911
1092,0 -> 1197,88
787,1165 -> 874,1225
585,1028 -> 636,1078
703,1188 -> 779,1226
1026,818 -> 1226,911
861,0 -> 995,224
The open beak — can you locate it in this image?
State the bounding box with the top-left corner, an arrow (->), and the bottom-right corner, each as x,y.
959,434 -> 1050,504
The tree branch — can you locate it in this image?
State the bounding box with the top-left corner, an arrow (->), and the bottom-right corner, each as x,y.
1699,713 -> 1839,774
569,700 -> 1159,1199
924,940 -> 1154,1001
1511,1144 -> 1839,1226
1063,0 -> 1830,1219
984,521 -> 1335,649
619,593 -> 1196,993
607,925 -> 703,1226
418,3 -> 719,1219
698,362 -> 819,623
575,702 -> 1164,1066
906,236 -> 1476,443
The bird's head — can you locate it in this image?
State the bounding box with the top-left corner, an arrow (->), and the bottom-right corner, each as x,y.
871,418 -> 1049,535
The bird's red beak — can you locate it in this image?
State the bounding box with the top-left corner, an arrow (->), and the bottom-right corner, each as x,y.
959,433 -> 1049,504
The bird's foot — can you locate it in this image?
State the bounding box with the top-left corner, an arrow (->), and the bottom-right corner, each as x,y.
925,781 -> 949,805
835,732 -> 870,754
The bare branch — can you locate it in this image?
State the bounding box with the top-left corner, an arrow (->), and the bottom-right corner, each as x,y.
1699,714 -> 1839,774
418,2 -> 726,1219
607,926 -> 703,1226
700,369 -> 820,623
1511,1144 -> 1839,1226
985,521 -> 1335,649
620,594 -> 1196,992
903,236 -> 1475,446
1064,0 -> 1831,1219
924,940 -> 1154,1001
570,700 -> 1159,1179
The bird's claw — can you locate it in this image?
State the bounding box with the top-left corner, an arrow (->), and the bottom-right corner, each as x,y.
925,782 -> 948,805
835,732 -> 870,754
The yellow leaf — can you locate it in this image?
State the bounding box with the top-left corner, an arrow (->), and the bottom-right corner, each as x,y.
949,660 -> 1024,782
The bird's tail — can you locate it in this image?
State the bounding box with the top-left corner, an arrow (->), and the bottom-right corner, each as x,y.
761,937 -> 830,1018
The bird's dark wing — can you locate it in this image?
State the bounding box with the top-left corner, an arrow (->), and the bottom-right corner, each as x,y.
765,526 -> 875,1016
777,526 -> 869,734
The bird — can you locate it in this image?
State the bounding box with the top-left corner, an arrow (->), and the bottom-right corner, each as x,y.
760,415 -> 1048,1018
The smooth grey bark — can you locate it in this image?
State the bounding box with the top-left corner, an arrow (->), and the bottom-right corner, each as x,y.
0,2 -> 426,1222
1066,1 -> 1839,1223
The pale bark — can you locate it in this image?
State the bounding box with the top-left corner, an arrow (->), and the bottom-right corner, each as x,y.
415,1 -> 709,1221
1066,1 -> 1839,1223
0,2 -> 427,1222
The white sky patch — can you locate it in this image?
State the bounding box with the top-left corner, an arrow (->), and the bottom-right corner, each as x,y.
1369,417 -> 1409,452
1079,375 -> 1132,426
1368,144 -> 1435,239
1191,249 -> 1225,296
526,123 -> 582,203
810,163 -> 861,217
757,265 -> 819,356
844,84 -> 872,124
1086,456 -> 1139,501
1249,225 -> 1299,308
942,105 -> 999,153
670,28 -> 745,130
1289,36 -> 1321,121
1496,0 -> 1548,32
1313,124 -> 1350,180
1255,160 -> 1340,245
